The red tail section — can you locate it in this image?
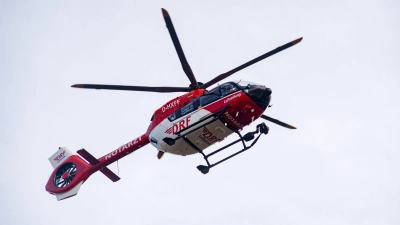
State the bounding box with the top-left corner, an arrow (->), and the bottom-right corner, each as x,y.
45,134 -> 149,200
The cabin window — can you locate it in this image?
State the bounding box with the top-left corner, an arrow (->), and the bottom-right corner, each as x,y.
181,98 -> 200,116
200,86 -> 221,106
168,98 -> 200,121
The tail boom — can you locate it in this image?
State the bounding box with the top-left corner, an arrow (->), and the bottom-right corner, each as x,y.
45,134 -> 149,200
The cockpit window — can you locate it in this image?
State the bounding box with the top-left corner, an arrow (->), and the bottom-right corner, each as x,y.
235,81 -> 260,89
221,83 -> 237,96
205,85 -> 221,96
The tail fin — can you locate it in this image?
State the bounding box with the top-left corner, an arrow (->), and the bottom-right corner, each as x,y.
49,147 -> 75,169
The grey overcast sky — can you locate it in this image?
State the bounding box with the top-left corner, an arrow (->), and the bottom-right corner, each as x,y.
1,0 -> 399,224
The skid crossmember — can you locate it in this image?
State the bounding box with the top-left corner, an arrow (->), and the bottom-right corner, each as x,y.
188,122 -> 269,174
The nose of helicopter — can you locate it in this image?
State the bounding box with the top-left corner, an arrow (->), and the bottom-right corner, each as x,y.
246,85 -> 272,109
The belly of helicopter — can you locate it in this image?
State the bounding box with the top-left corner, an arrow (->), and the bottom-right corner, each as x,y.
149,109 -> 235,156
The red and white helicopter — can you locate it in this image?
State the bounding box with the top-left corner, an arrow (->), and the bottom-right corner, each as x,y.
45,8 -> 302,200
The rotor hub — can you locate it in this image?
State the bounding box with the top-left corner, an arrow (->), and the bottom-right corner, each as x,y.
189,82 -> 203,90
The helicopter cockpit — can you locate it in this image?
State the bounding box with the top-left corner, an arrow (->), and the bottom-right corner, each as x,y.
235,81 -> 272,109
206,81 -> 272,109
167,81 -> 271,122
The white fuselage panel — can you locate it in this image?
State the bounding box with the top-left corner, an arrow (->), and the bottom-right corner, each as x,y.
149,108 -> 234,155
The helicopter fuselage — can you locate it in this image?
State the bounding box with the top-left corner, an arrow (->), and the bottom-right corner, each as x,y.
44,7 -> 301,201
147,81 -> 271,155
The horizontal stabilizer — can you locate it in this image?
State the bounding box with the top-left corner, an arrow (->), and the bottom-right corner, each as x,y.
77,148 -> 99,165
77,149 -> 120,182
100,167 -> 120,182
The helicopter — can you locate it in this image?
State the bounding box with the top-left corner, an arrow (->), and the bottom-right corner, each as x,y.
45,8 -> 302,200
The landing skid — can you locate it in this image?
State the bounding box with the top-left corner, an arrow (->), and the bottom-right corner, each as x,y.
162,106 -> 269,174
192,122 -> 269,174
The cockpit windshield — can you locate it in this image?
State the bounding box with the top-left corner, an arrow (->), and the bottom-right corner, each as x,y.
234,80 -> 261,89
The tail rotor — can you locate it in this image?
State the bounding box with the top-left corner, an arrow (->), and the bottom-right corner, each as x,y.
53,162 -> 77,188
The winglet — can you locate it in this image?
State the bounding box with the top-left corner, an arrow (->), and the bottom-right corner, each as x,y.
285,124 -> 297,129
291,37 -> 303,45
71,84 -> 84,88
161,8 -> 169,17
260,114 -> 297,129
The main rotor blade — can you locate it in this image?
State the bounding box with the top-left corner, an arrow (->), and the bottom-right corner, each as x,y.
260,114 -> 297,129
200,37 -> 303,89
162,8 -> 198,89
71,84 -> 191,93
